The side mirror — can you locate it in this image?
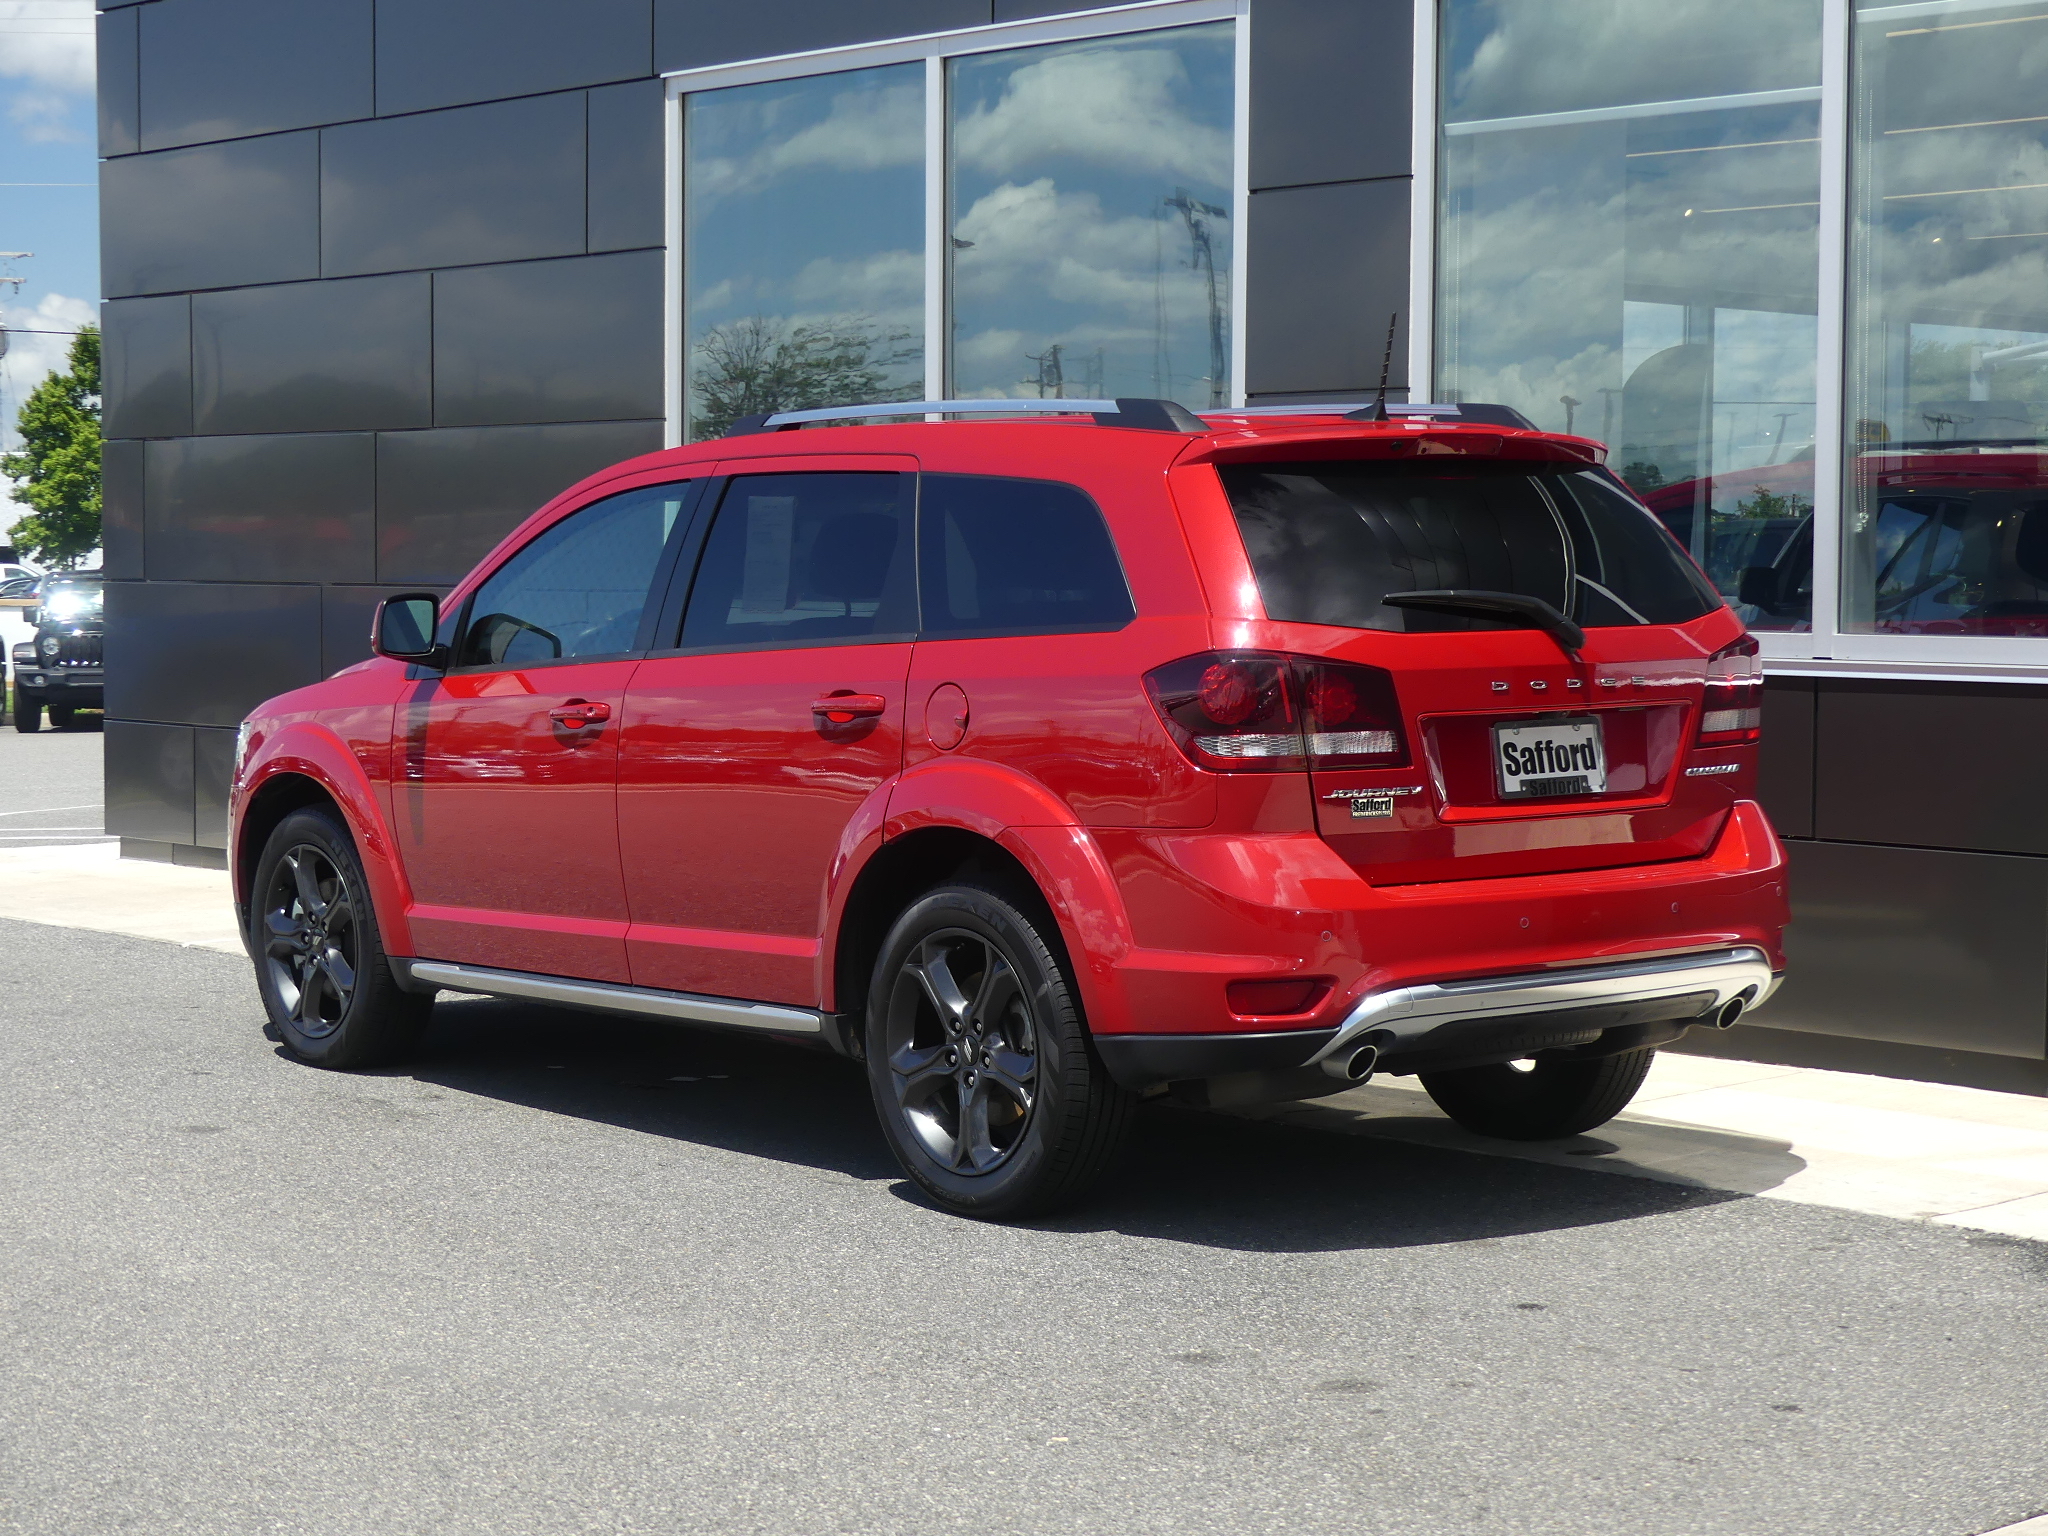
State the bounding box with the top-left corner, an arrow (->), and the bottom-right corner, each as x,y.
373,594 -> 447,667
1738,565 -> 1781,614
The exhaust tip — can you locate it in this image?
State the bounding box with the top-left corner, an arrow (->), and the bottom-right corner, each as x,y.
1713,990 -> 1755,1030
1321,1042 -> 1379,1083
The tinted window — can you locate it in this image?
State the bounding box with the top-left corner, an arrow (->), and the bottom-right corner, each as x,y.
680,473 -> 916,648
918,474 -> 1135,637
457,483 -> 689,667
1221,461 -> 1721,633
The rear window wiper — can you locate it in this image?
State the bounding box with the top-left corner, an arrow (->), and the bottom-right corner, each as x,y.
1382,589 -> 1586,659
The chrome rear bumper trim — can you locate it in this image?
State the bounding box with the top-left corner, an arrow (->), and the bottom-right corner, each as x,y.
403,960 -> 824,1035
1310,946 -> 1777,1065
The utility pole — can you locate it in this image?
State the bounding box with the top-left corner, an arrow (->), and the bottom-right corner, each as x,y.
1165,190 -> 1228,408
1023,343 -> 1065,399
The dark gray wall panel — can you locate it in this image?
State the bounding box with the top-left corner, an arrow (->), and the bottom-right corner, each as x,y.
104,582 -> 324,727
1754,840 -> 2048,1059
193,726 -> 237,849
101,295 -> 192,441
100,134 -> 320,298
1250,0 -> 1411,190
1758,675 -> 1815,840
376,0 -> 653,116
144,435 -> 376,584
992,0 -> 1093,15
98,7 -> 141,158
101,441 -> 146,582
433,252 -> 663,427
1246,178 -> 1409,396
1816,681 -> 2048,855
656,0 -> 988,70
376,420 -> 663,584
138,0 -> 372,151
192,276 -> 431,435
104,721 -> 196,844
322,583 -> 451,678
588,80 -> 664,254
321,95 -> 587,278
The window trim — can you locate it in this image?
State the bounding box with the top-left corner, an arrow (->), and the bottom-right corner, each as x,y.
661,0 -> 1250,450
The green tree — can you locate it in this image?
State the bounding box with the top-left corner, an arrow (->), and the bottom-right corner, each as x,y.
689,314 -> 919,440
1734,484 -> 1812,521
3,324 -> 102,567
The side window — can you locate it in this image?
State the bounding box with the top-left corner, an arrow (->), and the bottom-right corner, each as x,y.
679,473 -> 916,648
457,483 -> 690,668
917,474 -> 1135,637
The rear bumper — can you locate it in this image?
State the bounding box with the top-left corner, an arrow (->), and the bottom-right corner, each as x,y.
1096,945 -> 1779,1094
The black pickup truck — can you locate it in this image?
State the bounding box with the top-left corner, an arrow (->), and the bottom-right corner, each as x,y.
10,572 -> 104,732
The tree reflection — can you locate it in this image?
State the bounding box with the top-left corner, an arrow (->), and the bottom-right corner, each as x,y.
689,315 -> 922,439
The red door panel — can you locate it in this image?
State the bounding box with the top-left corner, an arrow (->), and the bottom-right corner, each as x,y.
394,661 -> 635,980
618,645 -> 912,1003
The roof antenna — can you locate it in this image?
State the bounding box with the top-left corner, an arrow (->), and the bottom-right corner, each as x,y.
1363,312 -> 1398,422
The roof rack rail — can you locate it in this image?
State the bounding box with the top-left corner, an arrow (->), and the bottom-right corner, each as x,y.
1204,401 -> 1537,429
723,397 -> 1209,436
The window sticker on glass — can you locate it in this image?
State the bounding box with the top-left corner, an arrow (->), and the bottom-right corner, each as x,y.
1494,717 -> 1607,799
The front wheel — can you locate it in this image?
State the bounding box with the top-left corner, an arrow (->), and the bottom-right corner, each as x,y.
1419,1047 -> 1656,1141
13,695 -> 41,732
866,883 -> 1132,1220
252,807 -> 433,1070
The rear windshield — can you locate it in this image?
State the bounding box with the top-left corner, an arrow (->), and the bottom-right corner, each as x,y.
1221,461 -> 1722,632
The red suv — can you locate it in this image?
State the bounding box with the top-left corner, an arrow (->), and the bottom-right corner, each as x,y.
230,397 -> 1787,1218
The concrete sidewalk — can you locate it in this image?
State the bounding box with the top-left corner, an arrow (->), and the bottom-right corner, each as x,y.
3,840 -> 2045,1245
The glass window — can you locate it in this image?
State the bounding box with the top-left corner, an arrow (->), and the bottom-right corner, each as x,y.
683,65 -> 924,441
1436,0 -> 1823,632
1219,461 -> 1722,633
681,473 -> 916,647
1843,0 -> 2048,638
917,474 -> 1135,636
947,24 -> 1235,411
458,485 -> 690,667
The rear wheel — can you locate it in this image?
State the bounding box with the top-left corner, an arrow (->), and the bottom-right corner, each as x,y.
252,807 -> 432,1070
866,883 -> 1132,1220
13,696 -> 41,732
1419,1047 -> 1656,1141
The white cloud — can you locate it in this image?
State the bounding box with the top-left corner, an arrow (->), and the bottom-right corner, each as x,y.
952,42 -> 1230,187
1,289 -> 95,454
689,76 -> 922,207
8,85 -> 81,142
0,0 -> 95,96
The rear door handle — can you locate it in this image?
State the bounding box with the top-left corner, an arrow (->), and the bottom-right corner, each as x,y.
549,700 -> 612,728
812,693 -> 888,722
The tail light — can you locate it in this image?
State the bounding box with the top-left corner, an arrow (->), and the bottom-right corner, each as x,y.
1144,651 -> 1408,772
1700,636 -> 1762,743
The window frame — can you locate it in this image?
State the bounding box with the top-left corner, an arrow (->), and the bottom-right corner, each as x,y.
661,0 -> 1250,450
1415,0 -> 2048,684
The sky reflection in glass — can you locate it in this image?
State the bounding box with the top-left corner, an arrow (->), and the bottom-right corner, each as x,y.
947,24 -> 1234,409
683,64 -> 924,441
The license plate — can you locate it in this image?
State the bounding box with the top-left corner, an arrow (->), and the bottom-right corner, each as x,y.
1493,717 -> 1606,798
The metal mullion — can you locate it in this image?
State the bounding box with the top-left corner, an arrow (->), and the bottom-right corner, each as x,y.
1228,0 -> 1249,405
1407,0 -> 1439,402
925,54 -> 947,406
1809,0 -> 1851,662
664,81 -> 687,448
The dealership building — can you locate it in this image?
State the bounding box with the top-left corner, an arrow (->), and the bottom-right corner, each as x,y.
92,0 -> 2048,1092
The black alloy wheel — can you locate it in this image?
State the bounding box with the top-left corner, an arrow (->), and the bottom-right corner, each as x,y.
251,807 -> 433,1069
1418,1046 -> 1657,1141
262,842 -> 361,1040
867,884 -> 1131,1219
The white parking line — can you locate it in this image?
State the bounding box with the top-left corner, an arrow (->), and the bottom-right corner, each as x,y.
1977,1515 -> 2048,1535
0,804 -> 99,817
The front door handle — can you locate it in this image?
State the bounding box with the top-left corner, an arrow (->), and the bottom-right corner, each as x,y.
812,693 -> 887,723
549,700 -> 612,728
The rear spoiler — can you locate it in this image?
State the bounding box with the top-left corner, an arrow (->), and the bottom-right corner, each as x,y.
1176,427 -> 1606,469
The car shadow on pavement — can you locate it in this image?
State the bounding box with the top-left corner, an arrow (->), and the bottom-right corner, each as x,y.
391,995 -> 1757,1253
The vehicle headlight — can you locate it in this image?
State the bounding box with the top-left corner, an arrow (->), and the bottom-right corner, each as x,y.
233,720 -> 256,781
9,642 -> 32,665
38,635 -> 60,659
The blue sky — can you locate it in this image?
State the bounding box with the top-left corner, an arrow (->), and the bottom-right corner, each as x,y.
1,0 -> 99,454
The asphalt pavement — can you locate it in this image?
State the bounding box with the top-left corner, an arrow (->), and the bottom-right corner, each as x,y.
0,710 -> 110,849
3,917 -> 2046,1535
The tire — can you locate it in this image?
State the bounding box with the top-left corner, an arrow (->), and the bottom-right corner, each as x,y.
13,696 -> 41,733
47,705 -> 76,729
865,882 -> 1133,1220
1420,1047 -> 1657,1141
251,806 -> 433,1070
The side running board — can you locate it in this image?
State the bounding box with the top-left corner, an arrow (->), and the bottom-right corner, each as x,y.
399,960 -> 824,1036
